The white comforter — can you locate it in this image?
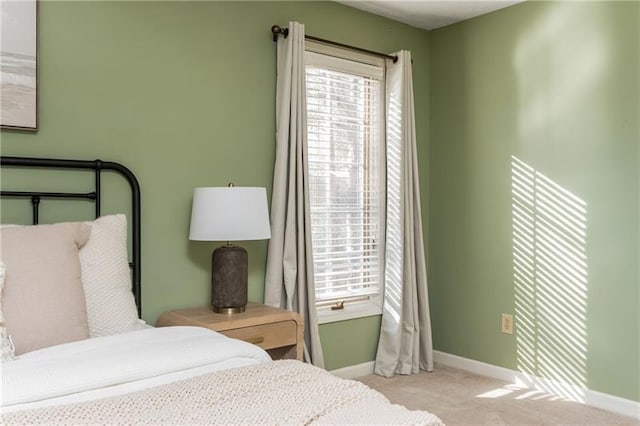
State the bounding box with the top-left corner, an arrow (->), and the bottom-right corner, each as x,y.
3,360 -> 444,425
1,326 -> 271,412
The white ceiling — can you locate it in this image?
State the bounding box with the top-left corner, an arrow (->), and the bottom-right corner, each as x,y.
336,0 -> 525,30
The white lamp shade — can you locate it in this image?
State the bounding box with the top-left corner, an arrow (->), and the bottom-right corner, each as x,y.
189,187 -> 271,241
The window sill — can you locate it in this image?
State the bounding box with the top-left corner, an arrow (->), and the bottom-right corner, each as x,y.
317,302 -> 382,324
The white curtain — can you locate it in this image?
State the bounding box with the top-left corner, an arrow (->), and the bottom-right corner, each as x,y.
264,21 -> 325,368
374,50 -> 434,377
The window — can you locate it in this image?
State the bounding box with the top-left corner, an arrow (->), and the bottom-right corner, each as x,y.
305,45 -> 385,323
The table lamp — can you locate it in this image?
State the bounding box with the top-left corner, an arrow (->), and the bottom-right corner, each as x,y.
189,185 -> 271,314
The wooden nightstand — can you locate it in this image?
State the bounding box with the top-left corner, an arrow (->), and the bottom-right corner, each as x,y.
156,302 -> 303,361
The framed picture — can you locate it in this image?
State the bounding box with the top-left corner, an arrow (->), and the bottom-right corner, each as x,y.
1,0 -> 38,131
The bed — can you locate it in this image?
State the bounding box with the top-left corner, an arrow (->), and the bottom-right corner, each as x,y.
0,156 -> 443,425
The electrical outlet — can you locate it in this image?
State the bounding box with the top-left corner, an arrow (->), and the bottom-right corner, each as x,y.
501,313 -> 513,335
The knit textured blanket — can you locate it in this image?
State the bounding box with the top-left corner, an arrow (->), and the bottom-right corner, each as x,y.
3,360 -> 443,425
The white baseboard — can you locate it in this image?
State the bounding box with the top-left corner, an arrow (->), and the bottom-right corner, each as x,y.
330,361 -> 375,379
434,350 -> 640,420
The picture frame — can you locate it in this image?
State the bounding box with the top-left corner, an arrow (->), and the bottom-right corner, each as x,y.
1,0 -> 38,131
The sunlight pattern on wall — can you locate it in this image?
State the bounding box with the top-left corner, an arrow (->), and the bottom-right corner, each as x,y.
511,156 -> 588,401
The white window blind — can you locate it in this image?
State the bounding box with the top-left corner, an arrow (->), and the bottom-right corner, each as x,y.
305,49 -> 385,320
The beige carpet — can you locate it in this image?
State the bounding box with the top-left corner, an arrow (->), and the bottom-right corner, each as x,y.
357,363 -> 640,426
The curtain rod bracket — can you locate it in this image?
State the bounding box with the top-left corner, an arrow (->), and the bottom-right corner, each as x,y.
271,25 -> 289,42
270,24 -> 398,63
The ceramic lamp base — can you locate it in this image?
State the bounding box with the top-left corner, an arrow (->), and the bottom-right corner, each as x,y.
211,245 -> 248,314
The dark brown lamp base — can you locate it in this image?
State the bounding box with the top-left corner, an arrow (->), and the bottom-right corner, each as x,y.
211,245 -> 248,314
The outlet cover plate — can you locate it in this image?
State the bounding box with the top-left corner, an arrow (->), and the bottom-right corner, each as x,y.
501,313 -> 514,335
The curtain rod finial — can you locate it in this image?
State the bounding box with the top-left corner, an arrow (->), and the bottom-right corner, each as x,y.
271,25 -> 288,42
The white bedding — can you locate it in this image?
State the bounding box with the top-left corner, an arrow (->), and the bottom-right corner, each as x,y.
1,326 -> 271,412
3,360 -> 444,425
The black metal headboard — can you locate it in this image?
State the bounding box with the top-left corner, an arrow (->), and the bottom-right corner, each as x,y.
0,156 -> 142,316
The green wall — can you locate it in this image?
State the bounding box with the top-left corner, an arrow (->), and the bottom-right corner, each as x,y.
0,1 -> 429,371
429,1 -> 639,402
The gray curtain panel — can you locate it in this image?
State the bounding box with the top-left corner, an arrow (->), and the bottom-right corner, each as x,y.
264,21 -> 325,368
374,50 -> 434,377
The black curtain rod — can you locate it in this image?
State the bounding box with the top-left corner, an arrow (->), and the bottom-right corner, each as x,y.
271,25 -> 398,63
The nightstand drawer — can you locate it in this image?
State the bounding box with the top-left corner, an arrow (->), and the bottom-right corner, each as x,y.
156,303 -> 303,360
220,320 -> 297,350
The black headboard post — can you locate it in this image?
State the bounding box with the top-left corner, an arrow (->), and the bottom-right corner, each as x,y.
0,156 -> 142,316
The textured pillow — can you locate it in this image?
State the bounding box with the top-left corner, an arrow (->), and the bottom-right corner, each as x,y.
0,261 -> 15,361
0,222 -> 91,355
80,214 -> 140,337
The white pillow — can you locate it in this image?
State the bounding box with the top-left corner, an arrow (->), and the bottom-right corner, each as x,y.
80,214 -> 142,337
0,261 -> 15,362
